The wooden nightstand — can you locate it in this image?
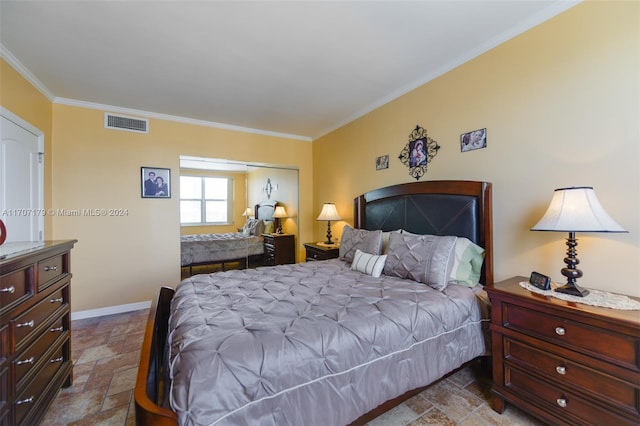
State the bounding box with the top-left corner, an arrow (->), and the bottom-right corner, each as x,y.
304,242 -> 340,261
263,234 -> 295,266
486,276 -> 640,426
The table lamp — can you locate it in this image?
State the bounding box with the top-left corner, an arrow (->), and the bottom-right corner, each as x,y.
531,186 -> 627,297
317,203 -> 341,245
242,207 -> 254,218
272,206 -> 288,234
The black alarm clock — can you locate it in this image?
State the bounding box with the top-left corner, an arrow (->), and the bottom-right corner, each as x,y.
529,271 -> 551,290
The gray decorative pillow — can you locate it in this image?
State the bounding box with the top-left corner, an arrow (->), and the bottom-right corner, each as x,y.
252,220 -> 266,236
242,218 -> 265,236
383,232 -> 457,291
339,225 -> 383,263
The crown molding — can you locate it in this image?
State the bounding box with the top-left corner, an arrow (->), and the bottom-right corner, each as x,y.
54,98 -> 312,142
0,44 -> 55,102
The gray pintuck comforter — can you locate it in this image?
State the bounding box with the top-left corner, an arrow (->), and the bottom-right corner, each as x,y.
168,259 -> 488,426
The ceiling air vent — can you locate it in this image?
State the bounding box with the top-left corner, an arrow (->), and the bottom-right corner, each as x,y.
104,113 -> 148,134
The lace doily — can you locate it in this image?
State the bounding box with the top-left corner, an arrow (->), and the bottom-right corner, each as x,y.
519,281 -> 640,310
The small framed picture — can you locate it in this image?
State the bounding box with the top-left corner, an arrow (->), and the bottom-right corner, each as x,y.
375,155 -> 389,170
141,167 -> 171,198
461,128 -> 487,152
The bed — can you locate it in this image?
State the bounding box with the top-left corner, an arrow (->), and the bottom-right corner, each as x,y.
136,180 -> 493,426
180,200 -> 279,273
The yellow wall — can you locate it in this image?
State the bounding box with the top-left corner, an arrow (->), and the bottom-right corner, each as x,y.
49,105 -> 313,311
0,58 -> 55,236
313,1 -> 640,296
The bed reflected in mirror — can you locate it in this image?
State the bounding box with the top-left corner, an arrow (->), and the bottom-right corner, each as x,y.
178,156 -> 299,278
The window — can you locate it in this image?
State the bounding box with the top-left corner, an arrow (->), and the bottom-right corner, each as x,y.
180,176 -> 233,225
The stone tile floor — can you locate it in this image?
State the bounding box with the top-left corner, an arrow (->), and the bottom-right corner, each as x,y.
41,308 -> 545,425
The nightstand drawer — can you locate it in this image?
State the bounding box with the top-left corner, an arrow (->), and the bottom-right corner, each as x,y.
304,243 -> 339,261
503,303 -> 639,371
506,365 -> 637,426
504,337 -> 638,415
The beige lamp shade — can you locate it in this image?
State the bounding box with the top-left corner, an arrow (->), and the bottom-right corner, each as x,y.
531,187 -> 626,233
531,186 -> 627,297
317,203 -> 341,221
272,206 -> 288,218
242,207 -> 254,217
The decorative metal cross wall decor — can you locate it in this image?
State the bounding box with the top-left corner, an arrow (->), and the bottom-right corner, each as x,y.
398,125 -> 440,180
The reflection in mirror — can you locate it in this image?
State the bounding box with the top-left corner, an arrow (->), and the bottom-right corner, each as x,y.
179,156 -> 299,278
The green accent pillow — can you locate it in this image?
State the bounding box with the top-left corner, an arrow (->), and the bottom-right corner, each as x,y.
448,237 -> 485,287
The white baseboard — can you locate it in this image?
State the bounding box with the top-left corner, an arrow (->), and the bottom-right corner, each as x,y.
71,300 -> 152,321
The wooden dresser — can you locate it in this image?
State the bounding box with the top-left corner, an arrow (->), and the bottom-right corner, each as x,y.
0,240 -> 76,426
263,234 -> 295,266
487,276 -> 640,426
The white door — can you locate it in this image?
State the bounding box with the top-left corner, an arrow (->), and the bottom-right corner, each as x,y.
0,111 -> 44,242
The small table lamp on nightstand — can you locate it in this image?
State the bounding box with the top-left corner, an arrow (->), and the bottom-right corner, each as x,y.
317,203 -> 341,245
531,186 -> 627,297
272,206 -> 288,234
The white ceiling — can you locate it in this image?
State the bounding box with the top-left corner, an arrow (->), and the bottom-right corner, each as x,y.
1,1 -> 579,140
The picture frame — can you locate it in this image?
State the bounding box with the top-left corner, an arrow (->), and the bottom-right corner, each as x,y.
461,128 -> 487,152
398,125 -> 440,180
141,167 -> 171,198
375,155 -> 389,170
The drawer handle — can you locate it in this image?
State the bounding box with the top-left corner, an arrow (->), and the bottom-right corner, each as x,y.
44,265 -> 58,271
554,326 -> 566,336
556,398 -> 567,408
50,326 -> 64,332
50,297 -> 64,303
17,320 -> 35,328
16,396 -> 34,405
16,356 -> 35,366
50,356 -> 64,363
0,285 -> 15,293
555,365 -> 567,375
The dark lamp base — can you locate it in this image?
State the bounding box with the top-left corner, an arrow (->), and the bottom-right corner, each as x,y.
555,283 -> 590,297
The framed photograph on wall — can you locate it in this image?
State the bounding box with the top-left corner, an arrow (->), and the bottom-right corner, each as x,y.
461,128 -> 487,152
141,167 -> 171,198
375,155 -> 389,170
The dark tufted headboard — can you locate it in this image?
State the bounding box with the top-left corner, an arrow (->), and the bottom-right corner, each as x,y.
353,180 -> 493,285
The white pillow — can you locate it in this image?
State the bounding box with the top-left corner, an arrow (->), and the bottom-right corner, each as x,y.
351,249 -> 387,278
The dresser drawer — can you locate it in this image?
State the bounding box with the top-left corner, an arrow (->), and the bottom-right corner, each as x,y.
0,267 -> 33,316
13,315 -> 67,392
503,303 -> 638,371
506,365 -> 637,426
37,254 -> 64,290
13,345 -> 66,426
11,284 -> 68,351
504,337 -> 639,416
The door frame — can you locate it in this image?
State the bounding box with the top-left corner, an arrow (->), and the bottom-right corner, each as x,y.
1,106 -> 45,240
